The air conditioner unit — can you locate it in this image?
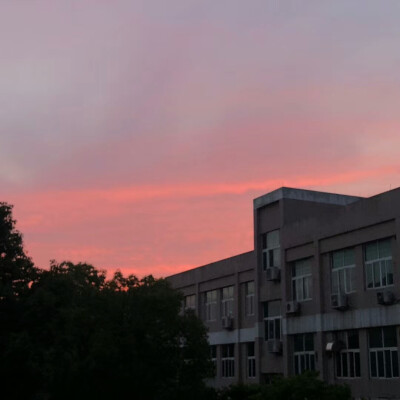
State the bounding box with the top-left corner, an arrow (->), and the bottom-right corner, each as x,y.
326,340 -> 345,353
266,267 -> 281,282
222,316 -> 234,330
377,290 -> 395,306
267,339 -> 282,354
286,301 -> 300,315
331,294 -> 348,311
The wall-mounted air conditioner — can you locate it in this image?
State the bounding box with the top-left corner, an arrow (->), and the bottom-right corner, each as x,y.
286,301 -> 300,315
331,293 -> 348,311
222,316 -> 234,330
266,267 -> 281,282
377,290 -> 395,306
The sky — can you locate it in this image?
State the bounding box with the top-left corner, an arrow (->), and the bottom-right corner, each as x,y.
1,1 -> 400,278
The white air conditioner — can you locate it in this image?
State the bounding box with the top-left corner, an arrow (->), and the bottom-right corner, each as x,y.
267,339 -> 282,354
377,290 -> 395,306
326,340 -> 345,353
266,267 -> 281,282
222,316 -> 234,330
286,301 -> 300,315
331,293 -> 348,311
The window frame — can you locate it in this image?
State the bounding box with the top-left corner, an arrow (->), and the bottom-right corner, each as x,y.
335,330 -> 361,379
369,327 -> 399,379
221,286 -> 234,318
264,301 -> 282,341
245,281 -> 255,316
184,294 -> 196,311
247,342 -> 256,378
292,258 -> 312,302
204,290 -> 217,322
262,230 -> 280,271
365,238 -> 393,290
293,333 -> 315,375
331,248 -> 356,295
221,344 -> 235,378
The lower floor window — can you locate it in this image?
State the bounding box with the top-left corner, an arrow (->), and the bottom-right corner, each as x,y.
221,344 -> 235,378
247,342 -> 256,378
369,327 -> 399,378
294,333 -> 315,375
336,330 -> 361,378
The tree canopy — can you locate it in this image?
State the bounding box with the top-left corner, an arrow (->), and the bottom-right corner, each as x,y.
0,203 -> 213,400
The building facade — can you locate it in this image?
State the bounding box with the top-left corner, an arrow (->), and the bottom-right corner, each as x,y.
167,187 -> 400,399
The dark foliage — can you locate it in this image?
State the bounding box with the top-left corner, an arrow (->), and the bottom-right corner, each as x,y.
217,372 -> 351,400
0,204 -> 213,400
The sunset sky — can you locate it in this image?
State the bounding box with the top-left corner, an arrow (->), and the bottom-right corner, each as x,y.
2,1 -> 400,278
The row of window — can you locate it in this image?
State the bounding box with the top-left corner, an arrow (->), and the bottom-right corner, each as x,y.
261,230 -> 394,300
292,238 -> 393,302
210,343 -> 256,379
184,281 -> 255,321
294,327 -> 399,379
209,328 -> 398,380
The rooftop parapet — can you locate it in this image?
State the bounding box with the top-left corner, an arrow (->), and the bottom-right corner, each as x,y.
253,187 -> 362,210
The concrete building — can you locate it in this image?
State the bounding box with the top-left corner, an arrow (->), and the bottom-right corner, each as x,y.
167,187 -> 400,399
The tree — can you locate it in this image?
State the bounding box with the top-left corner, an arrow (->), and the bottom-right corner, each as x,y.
2,261 -> 213,400
0,203 -> 39,399
0,202 -> 37,300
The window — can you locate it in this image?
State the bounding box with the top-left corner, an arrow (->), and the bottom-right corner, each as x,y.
205,290 -> 217,321
336,331 -> 360,378
369,326 -> 399,378
245,281 -> 255,316
331,248 -> 355,295
294,333 -> 315,375
365,239 -> 393,289
292,258 -> 312,301
210,345 -> 217,374
184,294 -> 196,311
247,342 -> 256,378
221,344 -> 235,378
264,301 -> 281,341
262,230 -> 280,270
221,286 -> 234,318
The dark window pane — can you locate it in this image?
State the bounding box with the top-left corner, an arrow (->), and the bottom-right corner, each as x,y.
269,250 -> 274,268
349,352 -> 354,377
371,352 -> 377,377
336,353 -> 342,377
301,354 -> 305,372
377,351 -> 384,377
386,260 -> 393,285
263,252 -> 267,270
269,321 -> 274,340
355,353 -> 361,377
392,351 -> 399,377
366,263 -> 373,288
294,355 -> 299,375
383,326 -> 397,348
262,234 -> 267,249
348,331 -> 359,349
369,328 -> 383,348
294,335 -> 303,352
310,354 -> 315,371
263,303 -> 268,318
275,319 -> 281,340
305,334 -> 314,351
342,353 -> 348,377
248,342 -> 255,357
374,262 -> 380,287
385,350 -> 392,378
